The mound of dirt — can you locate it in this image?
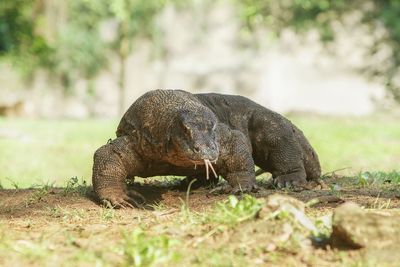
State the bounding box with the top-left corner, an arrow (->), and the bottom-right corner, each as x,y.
331,202 -> 400,249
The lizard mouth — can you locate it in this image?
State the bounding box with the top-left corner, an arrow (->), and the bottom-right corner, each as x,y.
191,159 -> 218,180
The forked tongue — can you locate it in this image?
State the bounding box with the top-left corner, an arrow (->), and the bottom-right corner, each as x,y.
203,159 -> 218,180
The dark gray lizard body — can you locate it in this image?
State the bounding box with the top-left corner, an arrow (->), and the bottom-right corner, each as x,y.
92,90 -> 257,208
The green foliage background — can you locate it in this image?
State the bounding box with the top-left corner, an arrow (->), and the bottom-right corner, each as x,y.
1,0 -> 400,101
237,0 -> 400,101
0,0 -> 164,85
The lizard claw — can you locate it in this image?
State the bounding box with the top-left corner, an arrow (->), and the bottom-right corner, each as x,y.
118,199 -> 136,209
274,174 -> 306,191
209,184 -> 233,194
230,183 -> 259,194
101,191 -> 145,209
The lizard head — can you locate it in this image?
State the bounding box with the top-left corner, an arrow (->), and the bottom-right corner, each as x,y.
166,109 -> 220,166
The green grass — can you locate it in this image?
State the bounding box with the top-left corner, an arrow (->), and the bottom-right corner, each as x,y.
0,114 -> 399,188
121,229 -> 180,267
0,118 -> 117,188
204,195 -> 263,226
356,170 -> 400,185
291,114 -> 400,174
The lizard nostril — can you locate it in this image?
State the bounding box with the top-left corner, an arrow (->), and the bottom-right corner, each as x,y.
193,145 -> 200,153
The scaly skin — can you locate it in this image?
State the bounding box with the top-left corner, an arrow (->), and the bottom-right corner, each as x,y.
92,90 -> 257,208
92,89 -> 321,207
195,93 -> 321,188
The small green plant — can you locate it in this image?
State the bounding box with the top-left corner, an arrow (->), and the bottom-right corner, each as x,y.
66,209 -> 87,221
147,202 -> 168,211
30,181 -> 56,191
205,195 -> 263,226
6,178 -> 20,189
47,206 -> 86,221
357,171 -> 400,185
357,172 -> 370,187
121,229 -> 180,267
328,183 -> 342,197
26,187 -> 50,206
313,214 -> 332,242
178,178 -> 199,223
63,176 -> 88,195
100,208 -> 116,221
46,207 -> 63,218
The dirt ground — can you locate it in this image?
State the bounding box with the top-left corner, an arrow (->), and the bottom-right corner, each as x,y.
1,176 -> 399,266
2,179 -> 399,219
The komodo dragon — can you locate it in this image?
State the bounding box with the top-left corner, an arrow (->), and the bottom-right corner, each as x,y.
92,89 -> 321,207
92,90 -> 257,208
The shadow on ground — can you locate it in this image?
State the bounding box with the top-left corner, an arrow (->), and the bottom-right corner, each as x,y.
1,175 -> 399,220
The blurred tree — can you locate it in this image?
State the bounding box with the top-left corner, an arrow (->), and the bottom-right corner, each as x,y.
0,0 -> 166,114
0,0 -> 107,90
5,0 -> 399,105
0,0 -> 53,78
236,0 -> 400,102
60,0 -> 167,113
46,0 -> 166,114
107,0 -> 166,114
50,1 -> 108,92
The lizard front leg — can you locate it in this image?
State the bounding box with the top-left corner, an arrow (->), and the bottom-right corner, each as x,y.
92,136 -> 145,208
212,126 -> 258,194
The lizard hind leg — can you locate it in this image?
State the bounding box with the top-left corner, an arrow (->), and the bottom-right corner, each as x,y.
270,151 -> 307,190
266,131 -> 308,190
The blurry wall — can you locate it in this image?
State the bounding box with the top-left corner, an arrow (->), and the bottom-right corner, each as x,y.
0,1 -> 385,118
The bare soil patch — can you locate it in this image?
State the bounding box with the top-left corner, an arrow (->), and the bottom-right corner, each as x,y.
1,176 -> 399,266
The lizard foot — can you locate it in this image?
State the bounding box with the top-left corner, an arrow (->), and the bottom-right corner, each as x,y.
274,173 -> 307,191
101,190 -> 145,209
